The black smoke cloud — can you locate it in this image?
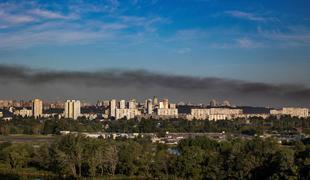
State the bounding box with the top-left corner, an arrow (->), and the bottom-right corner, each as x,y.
0,64 -> 309,107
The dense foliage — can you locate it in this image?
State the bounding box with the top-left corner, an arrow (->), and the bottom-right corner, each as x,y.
0,135 -> 309,179
1,116 -> 310,135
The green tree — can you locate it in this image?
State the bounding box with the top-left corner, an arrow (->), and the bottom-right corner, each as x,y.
2,143 -> 32,169
176,146 -> 205,179
51,134 -> 86,177
84,138 -> 105,177
100,144 -> 118,176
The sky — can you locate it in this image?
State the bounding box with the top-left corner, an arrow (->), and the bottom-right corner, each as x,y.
0,0 -> 310,106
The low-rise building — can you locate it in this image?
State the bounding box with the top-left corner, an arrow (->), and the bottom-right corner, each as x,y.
156,108 -> 178,118
270,107 -> 309,118
155,102 -> 178,118
14,108 -> 32,117
81,113 -> 98,120
115,108 -> 141,120
190,108 -> 210,120
188,107 -> 243,121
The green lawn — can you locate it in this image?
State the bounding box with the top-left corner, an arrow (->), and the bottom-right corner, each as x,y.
0,134 -> 56,143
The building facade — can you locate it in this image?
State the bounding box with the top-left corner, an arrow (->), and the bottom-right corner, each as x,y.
156,101 -> 178,118
270,107 -> 309,118
64,100 -> 81,120
115,108 -> 141,120
32,98 -> 43,119
110,99 -> 116,118
189,107 -> 243,121
14,108 -> 32,117
147,99 -> 153,114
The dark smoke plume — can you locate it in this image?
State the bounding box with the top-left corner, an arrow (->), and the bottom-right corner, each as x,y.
0,64 -> 309,107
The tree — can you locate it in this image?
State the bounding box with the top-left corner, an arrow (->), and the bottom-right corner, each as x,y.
176,146 -> 205,179
101,144 -> 118,176
52,134 -> 86,177
2,143 -> 32,169
32,143 -> 50,170
151,149 -> 170,179
117,141 -> 142,176
84,139 -> 105,177
268,148 -> 298,179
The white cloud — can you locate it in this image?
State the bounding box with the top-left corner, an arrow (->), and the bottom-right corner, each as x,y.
258,27 -> 310,47
166,29 -> 208,43
0,20 -> 120,49
237,38 -> 251,48
176,48 -> 192,54
0,11 -> 35,24
68,0 -> 120,14
225,11 -> 266,22
211,38 -> 263,49
101,23 -> 127,30
0,0 -> 168,49
0,29 -> 112,49
30,9 -> 74,19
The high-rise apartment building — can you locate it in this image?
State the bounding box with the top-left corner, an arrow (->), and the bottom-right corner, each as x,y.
119,100 -> 126,109
163,99 -> 169,109
159,99 -> 169,109
64,100 -> 81,120
210,99 -> 218,107
156,99 -> 178,118
147,99 -> 153,114
114,99 -> 141,120
222,100 -> 231,107
32,98 -> 43,119
110,99 -> 116,118
128,99 -> 136,109
153,96 -> 158,106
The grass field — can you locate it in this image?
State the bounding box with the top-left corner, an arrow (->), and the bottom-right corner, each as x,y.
0,134 -> 56,143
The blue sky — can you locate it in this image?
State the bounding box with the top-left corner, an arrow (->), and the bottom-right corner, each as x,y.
0,0 -> 310,85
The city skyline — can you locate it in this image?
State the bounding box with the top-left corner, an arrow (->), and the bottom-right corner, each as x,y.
0,0 -> 310,107
2,98 -> 309,121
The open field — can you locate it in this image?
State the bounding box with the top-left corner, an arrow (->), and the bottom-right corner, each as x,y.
0,134 -> 56,143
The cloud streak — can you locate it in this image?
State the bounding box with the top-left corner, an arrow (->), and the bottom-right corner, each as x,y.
258,26 -> 310,47
29,9 -> 75,20
0,11 -> 35,24
0,64 -> 309,107
0,1 -> 168,49
225,11 -> 266,22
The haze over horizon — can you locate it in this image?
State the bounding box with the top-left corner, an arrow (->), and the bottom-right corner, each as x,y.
0,0 -> 310,107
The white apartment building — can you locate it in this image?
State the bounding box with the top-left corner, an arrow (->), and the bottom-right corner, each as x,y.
110,99 -> 116,118
270,109 -> 282,115
270,107 -> 309,118
147,99 -> 153,114
159,99 -> 169,109
119,100 -> 126,109
128,99 -> 136,109
32,98 -> 43,119
156,101 -> 178,118
189,107 -> 243,121
157,108 -> 178,117
64,100 -> 81,120
14,108 -> 32,117
209,108 -> 242,115
115,108 -> 141,120
190,108 -> 210,120
209,114 -> 230,121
